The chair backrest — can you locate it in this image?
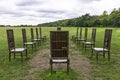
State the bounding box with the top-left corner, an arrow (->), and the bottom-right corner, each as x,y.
6,29 -> 15,52
76,27 -> 79,36
39,27 -> 42,37
50,31 -> 69,58
103,29 -> 112,50
84,28 -> 88,41
36,28 -> 39,39
31,28 -> 34,41
91,28 -> 96,44
22,29 -> 27,45
79,28 -> 82,39
57,27 -> 61,31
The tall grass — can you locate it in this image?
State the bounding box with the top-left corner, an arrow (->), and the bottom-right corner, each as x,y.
0,27 -> 120,80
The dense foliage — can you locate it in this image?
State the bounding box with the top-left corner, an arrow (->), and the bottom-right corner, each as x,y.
38,8 -> 120,27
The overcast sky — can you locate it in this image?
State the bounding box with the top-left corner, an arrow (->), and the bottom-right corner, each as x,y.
0,0 -> 120,25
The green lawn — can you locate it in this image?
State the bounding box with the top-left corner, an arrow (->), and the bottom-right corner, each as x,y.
0,27 -> 120,80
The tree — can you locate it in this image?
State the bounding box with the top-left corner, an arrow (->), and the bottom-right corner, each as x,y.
102,19 -> 108,27
94,19 -> 101,27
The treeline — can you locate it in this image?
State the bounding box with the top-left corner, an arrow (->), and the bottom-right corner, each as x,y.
0,25 -> 37,27
0,8 -> 119,27
38,8 -> 120,27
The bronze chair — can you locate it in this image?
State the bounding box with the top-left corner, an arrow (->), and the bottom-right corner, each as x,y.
76,28 -> 88,45
39,27 -> 46,41
82,28 -> 96,51
50,31 -> 70,74
72,27 -> 79,40
22,29 -> 36,51
7,29 -> 27,61
92,29 -> 112,61
31,28 -> 41,46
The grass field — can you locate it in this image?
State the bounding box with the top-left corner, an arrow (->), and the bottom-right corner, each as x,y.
0,27 -> 120,80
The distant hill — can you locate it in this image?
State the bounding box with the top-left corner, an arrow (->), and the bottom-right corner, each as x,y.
38,8 -> 120,27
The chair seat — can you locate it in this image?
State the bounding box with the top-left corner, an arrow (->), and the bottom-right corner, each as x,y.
40,35 -> 46,39
52,59 -> 68,63
84,42 -> 94,45
11,48 -> 26,52
42,35 -> 46,37
40,36 -> 44,39
24,42 -> 34,45
93,48 -> 108,52
77,38 -> 85,41
74,36 -> 78,38
72,35 -> 78,38
33,39 -> 41,41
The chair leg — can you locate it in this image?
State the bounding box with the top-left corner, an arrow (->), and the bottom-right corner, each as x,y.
9,53 -> 11,61
108,52 -> 110,61
26,49 -> 28,59
32,44 -> 33,52
14,52 -> 16,59
21,53 -> 23,61
40,40 -> 41,46
76,40 -> 78,44
91,49 -> 94,58
82,43 -> 84,50
42,37 -> 44,42
50,59 -> 53,74
25,45 -> 27,48
85,44 -> 87,51
79,40 -> 80,45
103,52 -> 105,59
96,52 -> 98,61
67,62 -> 69,73
91,45 -> 92,51
35,43 -> 37,50
50,63 -> 53,74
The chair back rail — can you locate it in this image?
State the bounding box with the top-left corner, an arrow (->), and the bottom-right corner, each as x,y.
50,31 -> 69,58
103,29 -> 112,50
22,29 -> 27,44
76,27 -> 79,36
79,28 -> 82,39
7,29 -> 15,52
36,28 -> 39,39
84,28 -> 88,41
31,28 -> 34,41
39,27 -> 42,37
91,28 -> 96,45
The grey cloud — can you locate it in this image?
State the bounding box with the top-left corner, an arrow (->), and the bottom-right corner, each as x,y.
0,8 -> 61,19
29,14 -> 61,19
37,9 -> 65,14
16,0 -> 42,6
40,14 -> 60,19
0,9 -> 17,15
0,9 -> 28,17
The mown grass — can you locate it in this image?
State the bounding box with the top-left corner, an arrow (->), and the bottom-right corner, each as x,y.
0,27 -> 120,80
74,27 -> 120,80
33,68 -> 82,80
0,27 -> 54,80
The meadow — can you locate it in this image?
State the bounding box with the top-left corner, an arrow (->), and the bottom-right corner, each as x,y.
0,27 -> 120,80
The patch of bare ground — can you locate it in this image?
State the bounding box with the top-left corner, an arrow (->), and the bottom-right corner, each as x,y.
24,46 -> 50,80
24,41 -> 95,80
70,41 -> 92,80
